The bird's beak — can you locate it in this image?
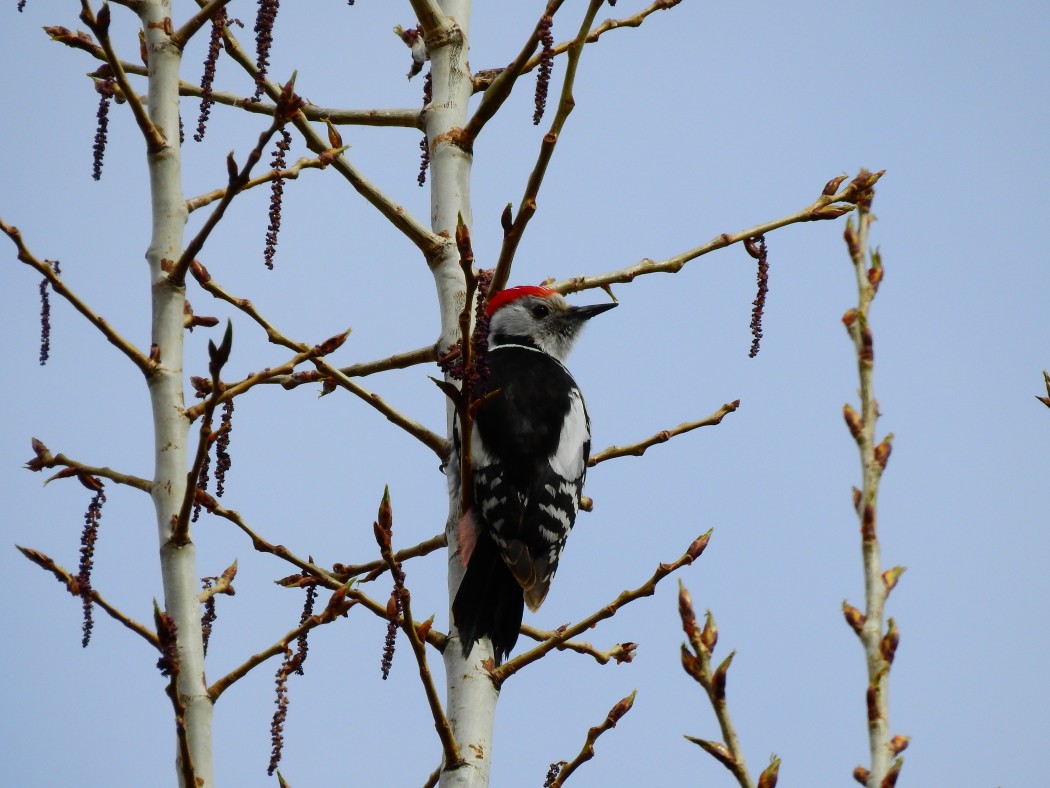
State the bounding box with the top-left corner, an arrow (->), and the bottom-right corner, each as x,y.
568,302 -> 618,321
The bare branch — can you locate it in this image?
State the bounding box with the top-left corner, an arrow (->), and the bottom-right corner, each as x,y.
78,0 -> 166,152
199,3 -> 444,259
549,690 -> 637,787
551,172 -> 884,295
333,532 -> 447,583
375,495 -> 462,768
311,358 -> 447,458
463,0 -> 567,142
186,155 -> 329,213
840,174 -> 902,785
474,0 -> 685,92
492,530 -> 712,684
209,611 -> 328,701
17,546 -> 159,649
275,345 -> 438,390
173,115 -> 287,284
519,624 -> 637,666
172,0 -> 232,48
679,581 -> 755,787
590,401 -> 740,466
491,0 -> 607,292
0,219 -> 155,377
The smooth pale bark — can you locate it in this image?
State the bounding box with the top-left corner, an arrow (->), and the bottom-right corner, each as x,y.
139,2 -> 214,784
416,3 -> 501,787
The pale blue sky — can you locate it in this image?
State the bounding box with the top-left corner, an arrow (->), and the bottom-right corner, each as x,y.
2,2 -> 1048,786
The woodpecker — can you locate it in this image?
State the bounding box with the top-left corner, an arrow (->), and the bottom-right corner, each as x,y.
451,285 -> 617,665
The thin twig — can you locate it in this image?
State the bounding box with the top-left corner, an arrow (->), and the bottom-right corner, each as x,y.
16,546 -> 159,648
463,0 -> 567,142
492,530 -> 712,684
491,0 -> 607,293
589,401 -> 740,466
519,624 -> 637,666
200,3 -> 443,259
377,509 -> 463,769
841,174 -> 901,786
79,0 -> 166,152
208,612 -> 328,701
473,0 -> 685,92
201,501 -> 448,651
679,581 -> 754,787
332,532 -> 448,583
549,691 -> 636,787
0,219 -> 155,377
274,345 -> 438,390
551,172 -> 885,295
311,358 -> 447,458
172,0 -> 232,48
172,116 -> 286,284
26,441 -> 153,493
186,155 -> 330,212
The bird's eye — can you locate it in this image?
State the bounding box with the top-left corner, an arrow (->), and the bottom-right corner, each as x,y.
531,304 -> 551,318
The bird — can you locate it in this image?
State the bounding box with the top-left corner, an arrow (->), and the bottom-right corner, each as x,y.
451,285 -> 617,665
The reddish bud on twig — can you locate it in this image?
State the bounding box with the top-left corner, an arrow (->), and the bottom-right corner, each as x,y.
861,503 -> 876,542
823,174 -> 848,195
868,259 -> 884,293
810,206 -> 849,220
317,329 -> 350,356
853,766 -> 870,785
842,601 -> 865,636
417,615 -> 434,642
843,403 -> 863,442
852,485 -> 863,511
608,689 -> 636,724
889,735 -> 910,755
686,529 -> 712,562
678,581 -> 698,641
874,435 -> 893,469
758,757 -> 781,788
700,610 -> 718,653
881,758 -> 903,788
276,73 -> 305,121
680,644 -> 703,684
685,737 -> 736,770
842,308 -> 858,328
844,218 -> 861,260
882,565 -> 906,593
866,680 -> 881,722
711,651 -> 734,700
25,437 -> 53,472
880,618 -> 899,664
325,119 -> 343,149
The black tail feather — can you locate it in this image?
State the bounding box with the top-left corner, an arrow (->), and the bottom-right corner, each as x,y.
452,532 -> 524,666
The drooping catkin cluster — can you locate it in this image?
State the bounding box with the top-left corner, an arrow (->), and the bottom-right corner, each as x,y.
294,581 -> 317,676
418,69 -> 433,187
253,0 -> 280,101
265,129 -> 291,269
192,448 -> 211,523
544,763 -> 563,787
268,648 -> 303,775
194,7 -> 227,142
78,481 -> 106,648
92,73 -> 115,181
215,400 -> 235,496
746,235 -> 769,358
200,578 -> 217,655
38,260 -> 59,365
533,15 -> 554,125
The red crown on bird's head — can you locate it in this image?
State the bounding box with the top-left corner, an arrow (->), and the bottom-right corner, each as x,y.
485,285 -> 557,317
